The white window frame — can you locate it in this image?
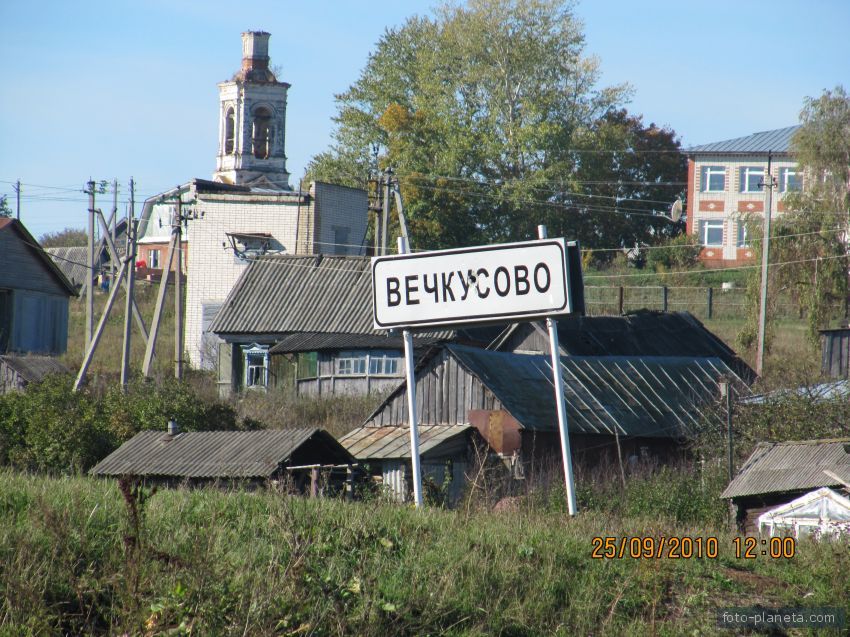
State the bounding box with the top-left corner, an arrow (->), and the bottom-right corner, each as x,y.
740,166 -> 764,193
368,350 -> 402,376
149,249 -> 161,269
736,222 -> 749,248
781,167 -> 802,192
702,166 -> 726,192
242,344 -> 269,389
337,351 -> 367,376
700,219 -> 724,247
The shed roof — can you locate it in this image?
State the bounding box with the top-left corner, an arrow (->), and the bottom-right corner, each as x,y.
0,355 -> 69,382
89,428 -> 353,478
721,439 -> 850,499
368,345 -> 745,439
45,247 -> 90,288
340,425 -> 472,460
687,125 -> 800,155
269,331 -> 444,354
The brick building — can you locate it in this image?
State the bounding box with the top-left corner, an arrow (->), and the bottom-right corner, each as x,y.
685,126 -> 801,267
137,32 -> 367,368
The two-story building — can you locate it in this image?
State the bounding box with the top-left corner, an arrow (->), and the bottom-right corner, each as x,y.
136,32 -> 368,368
686,126 -> 802,267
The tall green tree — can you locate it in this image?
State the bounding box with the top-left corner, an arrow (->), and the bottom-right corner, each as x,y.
308,0 -> 685,251
739,86 -> 850,353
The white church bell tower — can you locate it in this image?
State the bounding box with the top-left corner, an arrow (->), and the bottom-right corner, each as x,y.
213,31 -> 291,189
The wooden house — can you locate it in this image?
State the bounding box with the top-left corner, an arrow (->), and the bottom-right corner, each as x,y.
722,439 -> 850,533
0,219 -> 76,355
342,345 -> 746,501
209,254 -> 500,397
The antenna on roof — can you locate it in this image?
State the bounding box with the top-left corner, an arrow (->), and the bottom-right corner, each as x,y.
670,198 -> 683,223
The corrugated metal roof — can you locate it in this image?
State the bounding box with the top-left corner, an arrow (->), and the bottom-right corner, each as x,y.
368,345 -> 745,438
89,428 -> 353,478
687,125 -> 800,155
493,311 -> 755,383
721,439 -> 850,499
209,254 -> 482,343
0,355 -> 69,382
340,425 -> 472,460
743,380 -> 850,404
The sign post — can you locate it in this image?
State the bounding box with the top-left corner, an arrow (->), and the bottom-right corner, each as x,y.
372,234 -> 581,513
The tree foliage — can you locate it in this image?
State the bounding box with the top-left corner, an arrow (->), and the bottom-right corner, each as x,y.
739,86 -> 850,352
38,227 -> 88,248
0,195 -> 12,218
307,0 -> 686,251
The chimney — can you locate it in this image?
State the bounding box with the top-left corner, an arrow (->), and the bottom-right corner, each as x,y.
167,419 -> 180,436
241,31 -> 270,74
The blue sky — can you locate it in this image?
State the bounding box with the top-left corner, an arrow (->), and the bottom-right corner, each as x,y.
1,0 -> 847,238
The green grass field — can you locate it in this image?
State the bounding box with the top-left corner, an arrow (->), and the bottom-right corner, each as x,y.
1,472 -> 847,636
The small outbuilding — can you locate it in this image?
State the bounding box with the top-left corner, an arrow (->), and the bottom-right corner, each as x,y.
90,427 -> 355,493
758,487 -> 850,539
0,354 -> 69,394
722,439 -> 850,533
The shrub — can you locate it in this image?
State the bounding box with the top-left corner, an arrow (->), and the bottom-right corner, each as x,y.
645,233 -> 701,272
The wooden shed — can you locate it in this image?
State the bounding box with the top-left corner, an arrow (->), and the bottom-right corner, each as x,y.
0,219 -> 76,355
0,354 -> 69,394
722,439 -> 850,533
350,345 -> 746,499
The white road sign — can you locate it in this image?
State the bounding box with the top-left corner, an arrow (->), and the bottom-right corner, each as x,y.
372,238 -> 576,329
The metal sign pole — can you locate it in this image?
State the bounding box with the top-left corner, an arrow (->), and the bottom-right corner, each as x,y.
398,236 -> 424,507
538,225 -> 577,515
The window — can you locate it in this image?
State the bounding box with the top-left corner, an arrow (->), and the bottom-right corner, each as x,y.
740,166 -> 764,193
337,351 -> 367,375
702,166 -> 725,192
780,167 -> 801,192
252,107 -> 273,159
369,351 -> 402,376
149,249 -> 161,269
242,344 -> 269,389
699,220 -> 724,246
224,107 -> 235,155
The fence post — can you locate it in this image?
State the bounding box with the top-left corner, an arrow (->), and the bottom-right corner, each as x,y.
707,287 -> 714,319
618,286 -> 624,315
662,286 -> 668,312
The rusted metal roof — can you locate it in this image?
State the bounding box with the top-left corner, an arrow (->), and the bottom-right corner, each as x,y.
89,428 -> 353,478
721,439 -> 850,499
0,355 -> 69,382
340,425 -> 472,460
687,125 -> 800,155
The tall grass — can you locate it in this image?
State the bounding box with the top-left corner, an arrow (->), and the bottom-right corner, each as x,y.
1,471 -> 848,636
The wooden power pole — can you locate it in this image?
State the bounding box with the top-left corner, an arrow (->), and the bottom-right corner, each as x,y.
120,179 -> 137,388
86,180 -> 95,350
755,152 -> 777,377
174,195 -> 184,380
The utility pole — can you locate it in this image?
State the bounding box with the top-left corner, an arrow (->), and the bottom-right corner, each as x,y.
111,179 -> 118,285
121,179 -> 137,389
86,180 -> 95,351
381,168 -> 392,256
13,180 -> 20,220
174,194 -> 184,380
755,152 -> 777,376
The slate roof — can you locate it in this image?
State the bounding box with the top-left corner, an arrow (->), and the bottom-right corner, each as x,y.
45,247 -> 90,289
687,125 -> 800,155
0,355 -> 69,382
89,428 -> 353,478
367,345 -> 746,439
210,254 -> 500,346
269,331 -> 444,354
340,425 -> 473,460
721,439 -> 850,499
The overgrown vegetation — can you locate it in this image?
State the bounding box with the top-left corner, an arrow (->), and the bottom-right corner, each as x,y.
1,471 -> 847,636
